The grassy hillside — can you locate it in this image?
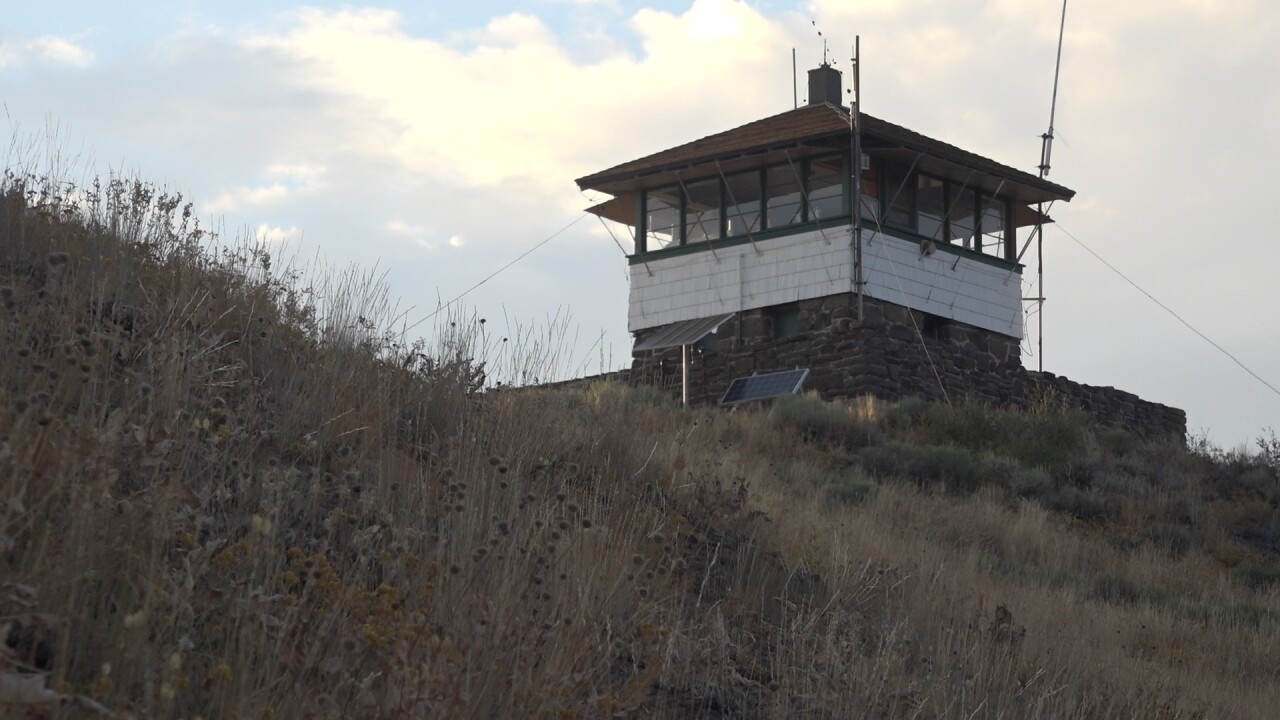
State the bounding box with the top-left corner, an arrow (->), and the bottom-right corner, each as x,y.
2,171 -> 1279,719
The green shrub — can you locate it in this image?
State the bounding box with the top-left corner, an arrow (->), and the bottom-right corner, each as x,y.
896,398 -> 1089,475
772,394 -> 880,449
1091,572 -> 1165,605
1007,465 -> 1055,500
1138,523 -> 1194,558
1236,465 -> 1280,503
1099,427 -> 1139,457
1049,487 -> 1111,523
1218,602 -> 1280,632
1054,456 -> 1100,489
826,479 -> 877,505
1256,428 -> 1280,470
879,397 -> 932,435
1008,407 -> 1089,472
858,442 -> 984,494
1232,563 -> 1280,591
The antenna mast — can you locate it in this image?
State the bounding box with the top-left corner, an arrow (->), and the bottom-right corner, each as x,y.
1034,0 -> 1068,372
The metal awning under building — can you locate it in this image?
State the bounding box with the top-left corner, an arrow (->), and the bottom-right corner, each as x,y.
633,313 -> 735,352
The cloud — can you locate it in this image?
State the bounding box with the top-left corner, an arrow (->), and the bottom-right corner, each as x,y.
0,35 -> 94,68
204,163 -> 327,213
242,0 -> 790,191
256,223 -> 301,244
206,183 -> 289,213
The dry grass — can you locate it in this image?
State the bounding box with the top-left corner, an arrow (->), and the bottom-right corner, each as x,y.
1,168 -> 1278,719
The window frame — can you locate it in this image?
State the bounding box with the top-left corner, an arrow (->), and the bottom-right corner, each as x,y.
869,164 -> 1018,263
636,152 -> 855,256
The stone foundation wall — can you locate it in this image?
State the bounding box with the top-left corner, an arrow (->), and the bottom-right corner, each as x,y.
631,294 -> 1186,440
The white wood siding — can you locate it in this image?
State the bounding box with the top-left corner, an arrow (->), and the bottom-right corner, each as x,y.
629,225 -> 1023,339
628,228 -> 850,331
860,233 -> 1024,338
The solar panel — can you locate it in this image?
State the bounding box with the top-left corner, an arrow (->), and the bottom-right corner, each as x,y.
633,313 -> 735,352
719,368 -> 810,405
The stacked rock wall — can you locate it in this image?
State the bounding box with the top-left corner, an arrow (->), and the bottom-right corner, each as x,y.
631,294 -> 1186,440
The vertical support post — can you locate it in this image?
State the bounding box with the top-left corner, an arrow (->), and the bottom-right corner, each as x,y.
852,36 -> 864,323
681,344 -> 690,408
1037,201 -> 1044,372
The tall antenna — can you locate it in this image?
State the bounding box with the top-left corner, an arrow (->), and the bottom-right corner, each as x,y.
1040,0 -> 1069,179
1033,0 -> 1069,372
812,19 -> 830,64
792,48 -> 798,108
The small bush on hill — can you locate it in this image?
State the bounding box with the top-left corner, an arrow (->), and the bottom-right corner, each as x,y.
858,442 -> 985,494
771,393 -> 880,449
1232,563 -> 1280,591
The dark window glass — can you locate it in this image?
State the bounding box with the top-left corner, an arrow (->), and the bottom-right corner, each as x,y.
644,188 -> 680,249
917,175 -> 945,240
724,171 -> 762,237
693,330 -> 718,353
766,166 -> 803,229
884,163 -> 915,229
949,187 -> 976,248
768,304 -> 802,340
922,313 -> 951,341
807,154 -> 845,220
980,197 -> 1005,254
858,156 -> 880,225
684,178 -> 721,244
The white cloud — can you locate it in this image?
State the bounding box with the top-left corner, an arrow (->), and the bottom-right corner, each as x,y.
204,163 -> 327,213
385,219 -> 425,236
256,223 -> 301,244
265,163 -> 327,185
206,183 -> 289,213
0,35 -> 94,68
384,219 -> 437,249
242,0 -> 790,191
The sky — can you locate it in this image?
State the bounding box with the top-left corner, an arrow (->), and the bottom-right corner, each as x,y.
2,0 -> 1278,447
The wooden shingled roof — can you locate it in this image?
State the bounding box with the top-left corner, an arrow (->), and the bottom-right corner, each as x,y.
575,103 -> 1074,204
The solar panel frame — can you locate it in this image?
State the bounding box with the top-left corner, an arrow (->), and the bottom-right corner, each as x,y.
632,313 -> 735,352
719,368 -> 810,405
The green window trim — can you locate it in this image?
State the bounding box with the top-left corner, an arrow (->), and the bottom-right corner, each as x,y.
632,155 -> 1023,268
637,153 -> 851,253
627,217 -> 1022,273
